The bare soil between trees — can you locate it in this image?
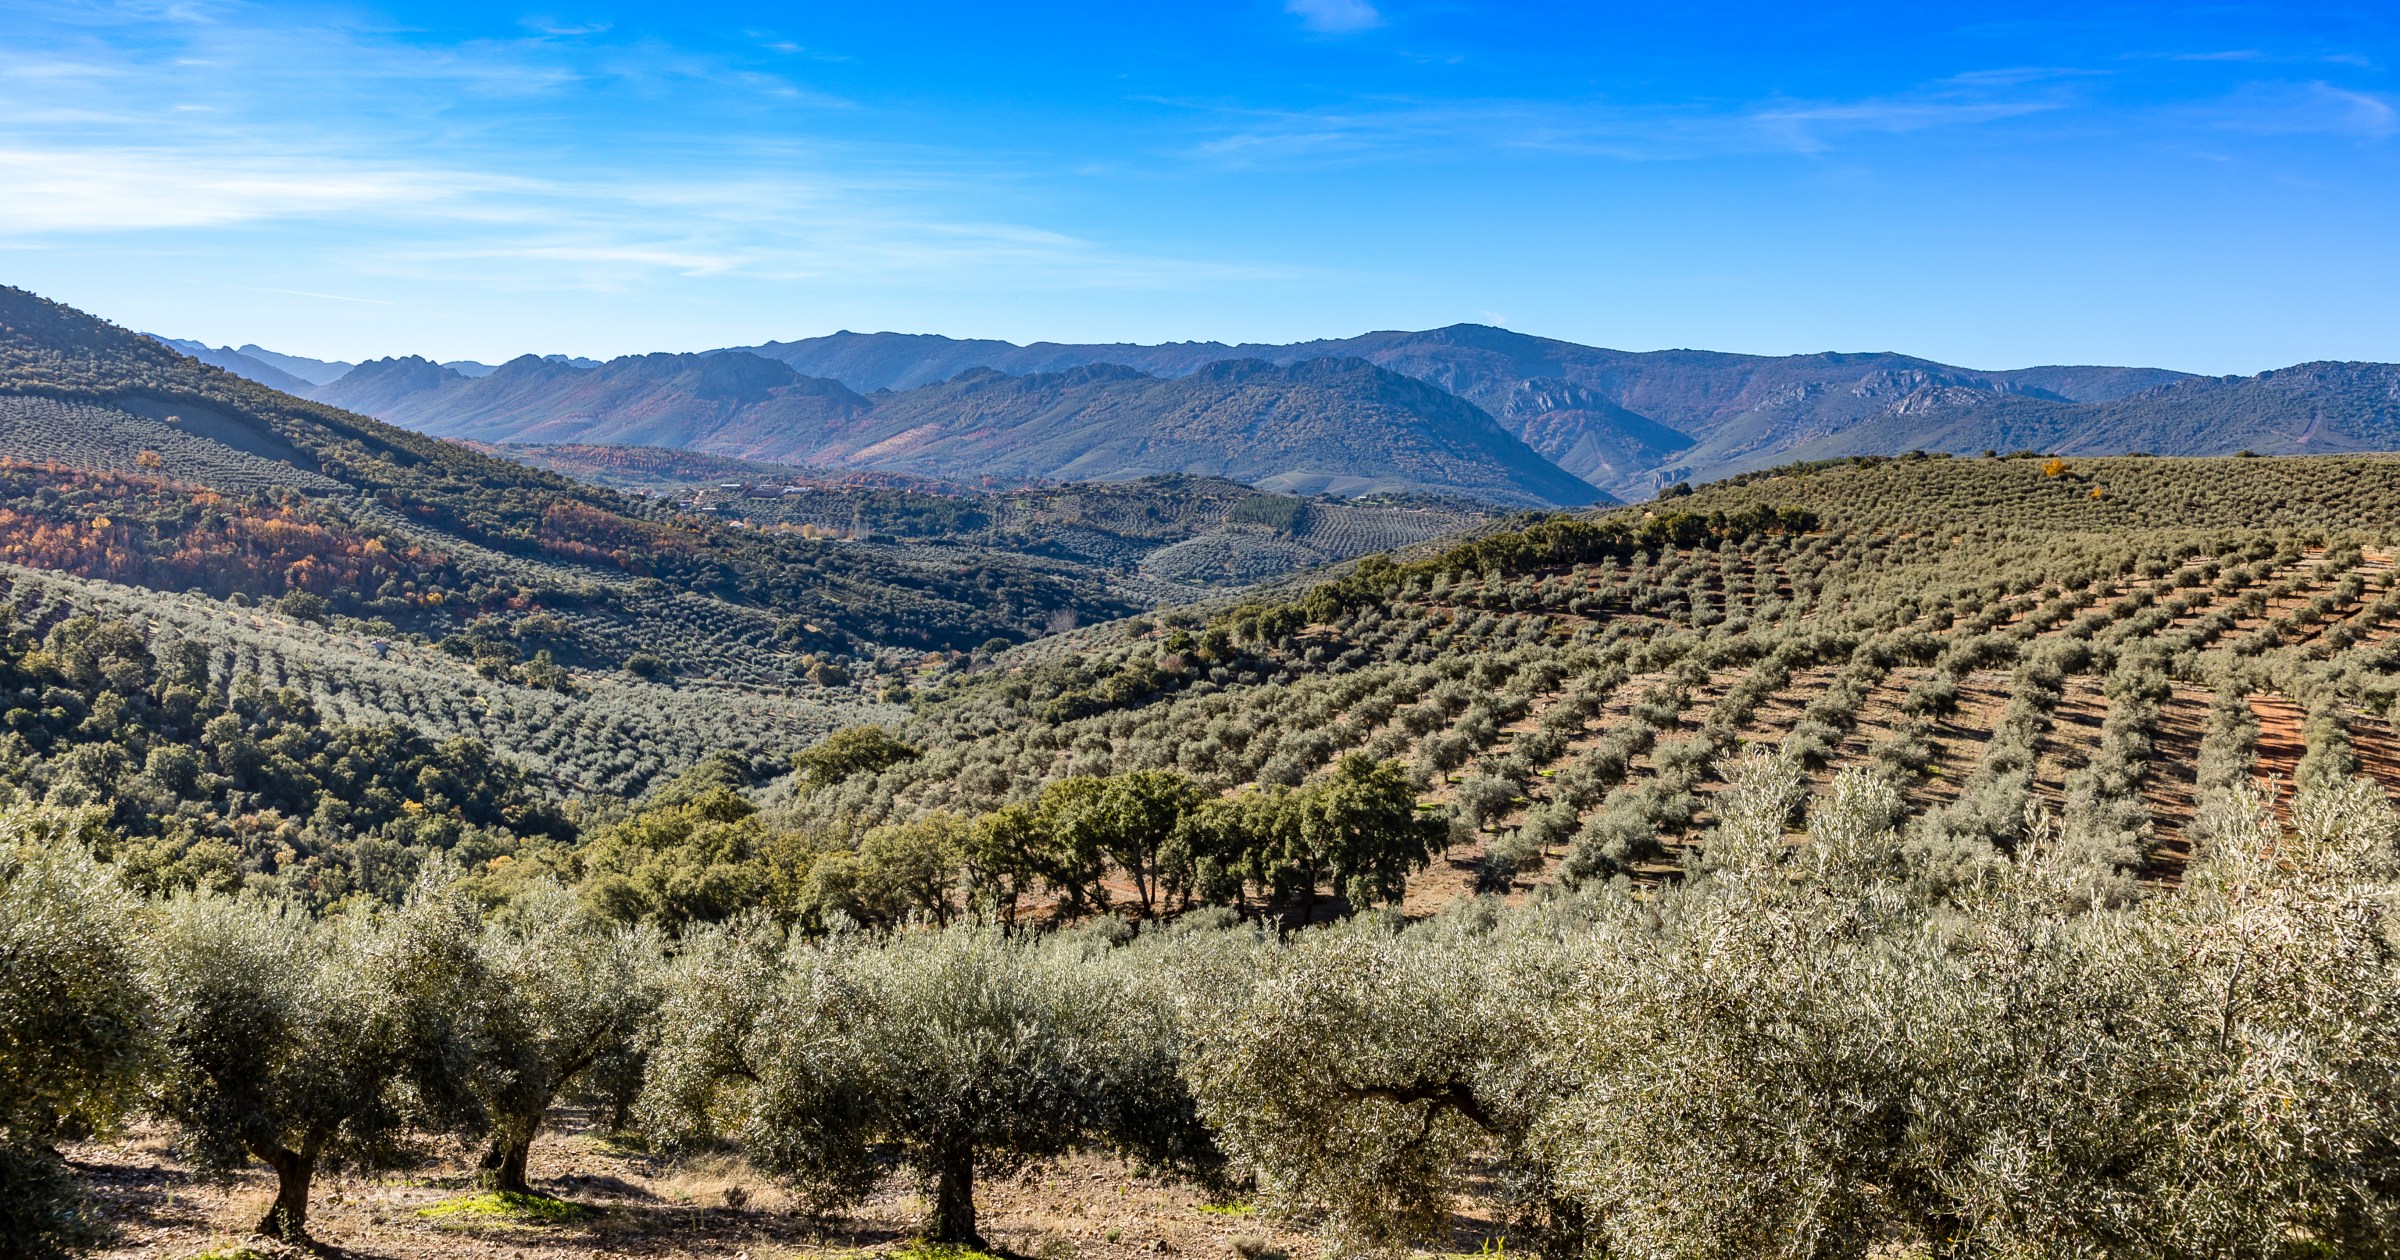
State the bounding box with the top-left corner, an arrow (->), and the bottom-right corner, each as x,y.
71,1115 -> 1364,1260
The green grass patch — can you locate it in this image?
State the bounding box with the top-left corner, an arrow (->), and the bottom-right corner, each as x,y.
1197,1201 -> 1257,1216
416,1189 -> 599,1228
572,1128 -> 650,1156
185,1248 -> 273,1260
893,1241 -> 1007,1260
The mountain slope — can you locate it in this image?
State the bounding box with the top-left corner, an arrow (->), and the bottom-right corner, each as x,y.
313,350 -> 1607,508
1747,362 -> 2400,472
796,357 -> 1604,506
315,351 -> 875,450
736,325 -> 2200,498
234,342 -> 355,386
146,336 -> 318,394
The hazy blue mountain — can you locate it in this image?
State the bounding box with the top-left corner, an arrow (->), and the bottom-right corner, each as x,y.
144,336 -> 318,394
1748,361 -> 2400,472
233,343 -> 355,386
309,354 -> 470,416
319,351 -> 874,452
310,349 -> 1604,507
232,322 -> 2400,504
734,325 -> 2200,497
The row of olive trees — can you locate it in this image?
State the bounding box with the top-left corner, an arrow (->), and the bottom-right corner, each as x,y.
628,751 -> 2400,1259
5,814 -> 1227,1254
1,749 -> 1435,1255
1,814 -> 658,1254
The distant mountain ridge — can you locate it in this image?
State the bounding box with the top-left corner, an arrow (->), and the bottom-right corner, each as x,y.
737,326 -> 2205,498
1747,360 -> 2400,472
166,321 -> 2400,503
311,349 -> 1601,507
146,337 -> 321,395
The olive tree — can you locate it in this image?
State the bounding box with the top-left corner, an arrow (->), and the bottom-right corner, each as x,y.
2132,778 -> 2400,1255
0,806 -> 154,1259
1526,758 -> 2400,1260
475,879 -> 664,1194
1180,906 -> 1588,1255
147,877 -> 492,1241
643,924 -> 1214,1245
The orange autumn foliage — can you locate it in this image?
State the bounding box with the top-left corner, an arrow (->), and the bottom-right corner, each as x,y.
0,461 -> 451,599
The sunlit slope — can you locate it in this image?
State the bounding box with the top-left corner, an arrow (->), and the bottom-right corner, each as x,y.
822,453 -> 2400,909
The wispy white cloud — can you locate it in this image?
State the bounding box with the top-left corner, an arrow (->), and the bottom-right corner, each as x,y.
0,1 -> 1268,294
1744,83 -> 2070,154
1286,0 -> 1381,35
233,284 -> 394,305
0,137 -> 1286,291
0,147 -> 492,231
2197,80 -> 2397,138
518,16 -> 613,38
1176,71 -> 2079,168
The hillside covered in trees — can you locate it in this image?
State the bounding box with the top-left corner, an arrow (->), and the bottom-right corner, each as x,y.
0,287 -> 1144,656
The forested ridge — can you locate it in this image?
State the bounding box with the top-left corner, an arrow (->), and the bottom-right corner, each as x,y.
12,289 -> 2400,1257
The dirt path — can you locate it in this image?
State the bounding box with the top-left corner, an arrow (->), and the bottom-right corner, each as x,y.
2250,695 -> 2309,818
2030,674 -> 2107,815
1907,671 -> 2016,813
2138,684 -> 2213,880
2343,712 -> 2400,809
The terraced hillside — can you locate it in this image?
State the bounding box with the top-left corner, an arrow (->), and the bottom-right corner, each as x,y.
790,452 -> 2400,915
0,564 -> 894,800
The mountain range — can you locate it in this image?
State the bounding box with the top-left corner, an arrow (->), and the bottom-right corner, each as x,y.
156,324 -> 2400,505
306,349 -> 1602,507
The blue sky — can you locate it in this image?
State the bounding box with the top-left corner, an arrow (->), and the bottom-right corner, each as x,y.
1,2 -> 2394,372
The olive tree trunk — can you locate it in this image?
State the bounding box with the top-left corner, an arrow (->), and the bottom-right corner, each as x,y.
254,1138 -> 321,1241
929,1137 -> 982,1246
481,1126 -> 535,1195
481,1080 -> 568,1195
